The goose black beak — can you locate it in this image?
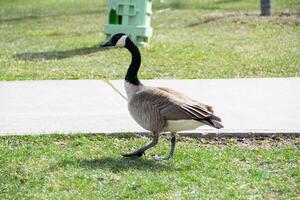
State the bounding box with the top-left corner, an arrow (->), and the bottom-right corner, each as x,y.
101,39 -> 114,48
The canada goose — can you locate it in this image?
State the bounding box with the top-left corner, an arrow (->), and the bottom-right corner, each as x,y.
101,33 -> 223,160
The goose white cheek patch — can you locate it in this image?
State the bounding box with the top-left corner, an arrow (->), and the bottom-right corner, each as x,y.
116,35 -> 127,47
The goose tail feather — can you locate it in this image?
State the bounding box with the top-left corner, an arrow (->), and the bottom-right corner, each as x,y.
209,119 -> 224,129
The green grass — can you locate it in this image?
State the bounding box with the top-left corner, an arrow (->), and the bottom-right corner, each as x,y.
1,2 -> 299,198
0,134 -> 299,199
0,0 -> 299,80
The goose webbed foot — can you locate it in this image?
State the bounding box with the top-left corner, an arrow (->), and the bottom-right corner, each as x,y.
121,134 -> 159,158
153,133 -> 176,161
122,151 -> 145,158
153,155 -> 172,161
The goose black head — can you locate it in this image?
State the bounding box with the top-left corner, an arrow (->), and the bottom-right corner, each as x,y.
101,33 -> 128,48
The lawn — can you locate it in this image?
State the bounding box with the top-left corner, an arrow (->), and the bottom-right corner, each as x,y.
1,1 -> 300,199
0,134 -> 299,199
0,0 -> 299,80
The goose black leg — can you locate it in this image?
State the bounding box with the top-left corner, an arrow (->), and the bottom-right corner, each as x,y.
154,132 -> 176,161
169,132 -> 176,158
122,133 -> 159,158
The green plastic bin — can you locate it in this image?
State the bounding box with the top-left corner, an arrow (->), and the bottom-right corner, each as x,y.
103,0 -> 153,47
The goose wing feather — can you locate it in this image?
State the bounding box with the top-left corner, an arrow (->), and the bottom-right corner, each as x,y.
130,87 -> 222,128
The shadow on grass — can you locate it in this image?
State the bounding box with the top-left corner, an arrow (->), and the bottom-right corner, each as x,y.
215,0 -> 242,4
185,14 -> 237,27
157,2 -> 219,10
0,9 -> 104,23
153,0 -> 241,10
185,13 -> 258,27
60,157 -> 176,172
13,44 -> 109,61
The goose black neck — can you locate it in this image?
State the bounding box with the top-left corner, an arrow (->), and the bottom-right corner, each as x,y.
125,38 -> 141,85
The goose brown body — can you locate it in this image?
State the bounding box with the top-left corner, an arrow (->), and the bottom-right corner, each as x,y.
125,82 -> 223,133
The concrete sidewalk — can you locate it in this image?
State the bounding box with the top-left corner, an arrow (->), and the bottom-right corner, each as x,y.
1,78 -> 300,136
0,80 -> 137,135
